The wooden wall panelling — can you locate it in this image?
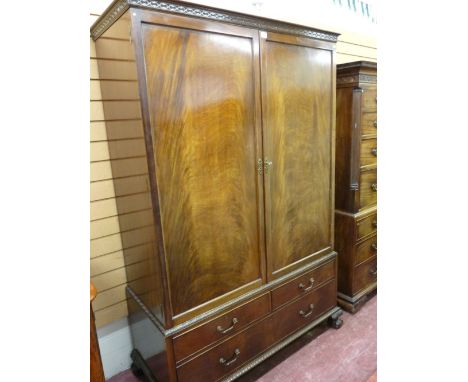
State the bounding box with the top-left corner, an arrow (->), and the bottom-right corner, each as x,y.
93,10 -> 166,326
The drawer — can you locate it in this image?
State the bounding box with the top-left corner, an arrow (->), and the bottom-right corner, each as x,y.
359,169 -> 377,210
356,211 -> 377,240
360,138 -> 377,167
173,293 -> 270,362
353,257 -> 377,295
362,87 -> 377,111
355,235 -> 377,265
273,279 -> 336,342
176,315 -> 273,382
361,112 -> 377,136
271,259 -> 335,310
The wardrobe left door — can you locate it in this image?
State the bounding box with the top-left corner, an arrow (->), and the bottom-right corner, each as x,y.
134,11 -> 265,323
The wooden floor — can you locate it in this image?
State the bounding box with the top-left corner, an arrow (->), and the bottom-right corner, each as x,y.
109,296 -> 377,382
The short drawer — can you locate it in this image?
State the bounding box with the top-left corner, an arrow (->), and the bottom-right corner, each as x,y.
173,293 -> 270,362
271,259 -> 335,310
355,235 -> 377,265
272,279 -> 336,342
361,112 -> 377,136
360,138 -> 377,167
176,315 -> 273,382
362,87 -> 377,111
356,211 -> 377,240
353,257 -> 377,295
359,169 -> 377,210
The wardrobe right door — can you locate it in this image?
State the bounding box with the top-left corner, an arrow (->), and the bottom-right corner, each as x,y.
260,31 -> 336,280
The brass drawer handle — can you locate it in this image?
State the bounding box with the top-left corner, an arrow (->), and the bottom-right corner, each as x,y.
299,304 -> 315,318
298,277 -> 315,292
372,219 -> 377,228
371,148 -> 377,156
369,267 -> 377,277
257,158 -> 263,175
217,317 -> 238,334
219,348 -> 240,367
371,183 -> 377,191
371,243 -> 377,251
373,120 -> 377,128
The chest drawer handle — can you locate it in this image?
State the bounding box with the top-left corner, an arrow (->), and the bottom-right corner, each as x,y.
299,303 -> 315,318
371,183 -> 377,191
219,348 -> 240,367
371,148 -> 377,156
369,267 -> 377,277
373,120 -> 377,128
298,277 -> 315,292
371,243 -> 377,251
372,220 -> 377,228
217,317 -> 238,334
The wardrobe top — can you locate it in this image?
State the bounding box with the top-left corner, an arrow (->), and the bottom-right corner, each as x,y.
91,0 -> 340,42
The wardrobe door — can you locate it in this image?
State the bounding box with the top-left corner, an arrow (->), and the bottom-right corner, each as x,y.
260,32 -> 335,280
137,12 -> 265,322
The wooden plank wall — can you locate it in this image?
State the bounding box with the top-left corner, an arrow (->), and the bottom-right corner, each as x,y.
89,0 -> 377,329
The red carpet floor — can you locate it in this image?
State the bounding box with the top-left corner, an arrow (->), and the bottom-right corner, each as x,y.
109,296 -> 376,382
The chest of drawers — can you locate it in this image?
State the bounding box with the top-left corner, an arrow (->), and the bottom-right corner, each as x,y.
335,61 -> 377,313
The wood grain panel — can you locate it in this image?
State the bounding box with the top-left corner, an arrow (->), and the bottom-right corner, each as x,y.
141,20 -> 264,316
360,137 -> 377,167
261,33 -> 333,279
359,168 -> 377,210
355,234 -> 377,265
361,112 -> 377,137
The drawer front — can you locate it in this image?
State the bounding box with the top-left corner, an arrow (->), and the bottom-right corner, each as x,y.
271,259 -> 335,310
360,138 -> 377,167
361,112 -> 377,136
359,170 -> 377,210
356,211 -> 377,240
355,235 -> 377,265
173,293 -> 270,362
176,316 -> 273,382
273,280 -> 336,342
362,87 -> 377,111
353,257 -> 377,295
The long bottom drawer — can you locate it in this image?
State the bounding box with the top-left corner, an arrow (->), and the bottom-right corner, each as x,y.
176,279 -> 337,382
